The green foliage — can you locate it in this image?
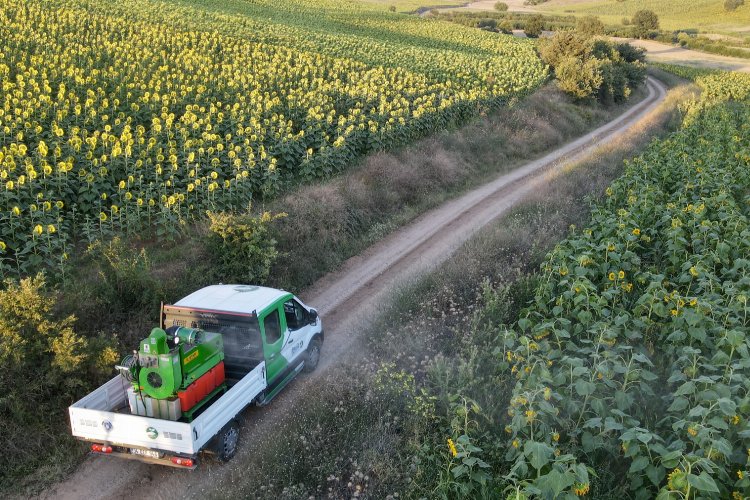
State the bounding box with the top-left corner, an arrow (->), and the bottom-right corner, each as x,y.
540,33 -> 646,104
86,237 -> 161,315
523,15 -> 544,38
499,72 -> 750,498
575,15 -> 605,37
555,57 -> 605,100
0,274 -> 118,492
499,20 -> 514,34
207,209 -> 286,284
477,18 -> 498,31
494,2 -> 509,12
631,9 -> 660,38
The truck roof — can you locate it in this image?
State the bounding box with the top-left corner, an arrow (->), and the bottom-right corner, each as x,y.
173,285 -> 291,316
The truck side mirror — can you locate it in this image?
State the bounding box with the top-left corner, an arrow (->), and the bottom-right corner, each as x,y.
308,308 -> 318,325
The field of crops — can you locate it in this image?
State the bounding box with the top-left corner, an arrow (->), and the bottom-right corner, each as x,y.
499,71 -> 750,497
540,0 -> 750,32
0,0 -> 547,279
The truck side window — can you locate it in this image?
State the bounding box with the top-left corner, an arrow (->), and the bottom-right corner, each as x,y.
284,299 -> 305,331
263,309 -> 281,344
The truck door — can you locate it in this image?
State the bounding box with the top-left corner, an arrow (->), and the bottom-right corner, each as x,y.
281,298 -> 309,364
259,306 -> 287,384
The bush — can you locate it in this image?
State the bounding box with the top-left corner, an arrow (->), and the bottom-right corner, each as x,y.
540,32 -> 646,103
576,15 -> 604,37
555,56 -> 604,100
494,1 -> 508,11
388,5 -> 396,12
476,18 -> 498,31
524,14 -> 544,38
0,274 -> 117,492
631,9 -> 659,38
86,237 -> 162,315
499,20 -> 514,34
539,30 -> 592,68
207,209 -> 286,285
725,0 -> 744,10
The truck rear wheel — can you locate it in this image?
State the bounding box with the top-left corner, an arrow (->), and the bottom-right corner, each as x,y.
303,338 -> 321,373
216,421 -> 240,462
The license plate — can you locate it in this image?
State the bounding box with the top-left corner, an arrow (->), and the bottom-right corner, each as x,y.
130,448 -> 162,459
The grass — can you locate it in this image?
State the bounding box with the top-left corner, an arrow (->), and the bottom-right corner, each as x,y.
267,83 -> 645,294
356,0 -> 467,13
201,78 -> 694,499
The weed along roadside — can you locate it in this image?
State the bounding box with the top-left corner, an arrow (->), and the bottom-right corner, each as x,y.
41,74 -> 676,499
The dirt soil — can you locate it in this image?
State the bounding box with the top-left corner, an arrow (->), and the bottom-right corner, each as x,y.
436,0 -> 539,13
616,38 -> 750,73
41,77 -> 666,500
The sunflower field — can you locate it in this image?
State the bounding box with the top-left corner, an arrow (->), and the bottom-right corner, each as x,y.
497,72 -> 750,497
0,0 -> 547,279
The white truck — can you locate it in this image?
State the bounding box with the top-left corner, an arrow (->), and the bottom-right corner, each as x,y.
68,284 -> 323,468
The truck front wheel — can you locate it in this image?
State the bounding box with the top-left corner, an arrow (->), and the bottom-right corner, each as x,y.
216,421 -> 240,462
303,338 -> 322,373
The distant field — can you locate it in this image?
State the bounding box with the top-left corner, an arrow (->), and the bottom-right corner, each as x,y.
539,0 -> 750,33
384,0 -> 750,33
357,0 -> 466,12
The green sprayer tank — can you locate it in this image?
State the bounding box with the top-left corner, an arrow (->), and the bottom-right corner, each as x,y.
120,326 -> 226,420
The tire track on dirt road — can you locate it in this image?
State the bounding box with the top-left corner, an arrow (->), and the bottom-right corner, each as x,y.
43,76 -> 666,500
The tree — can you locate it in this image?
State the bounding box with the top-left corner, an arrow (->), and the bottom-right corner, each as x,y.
539,31 -> 592,68
524,15 -> 544,38
631,10 -> 659,38
576,15 -> 604,37
494,1 -> 509,11
539,31 -> 646,104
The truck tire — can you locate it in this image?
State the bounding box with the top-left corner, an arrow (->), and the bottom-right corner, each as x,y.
303,337 -> 321,373
216,421 -> 240,462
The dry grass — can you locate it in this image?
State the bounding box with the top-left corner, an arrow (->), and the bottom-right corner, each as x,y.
269,84 -> 635,292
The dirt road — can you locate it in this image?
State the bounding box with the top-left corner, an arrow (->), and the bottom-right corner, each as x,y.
621,38 -> 750,73
43,76 -> 666,500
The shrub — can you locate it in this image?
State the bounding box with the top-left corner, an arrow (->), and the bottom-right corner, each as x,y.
725,0 -> 744,10
499,20 -> 514,34
540,32 -> 645,103
631,9 -> 659,38
207,209 -> 287,285
86,237 -> 162,315
524,15 -> 544,38
555,56 -> 604,99
388,5 -> 396,12
539,30 -> 592,68
477,18 -> 498,31
576,15 -> 604,37
494,1 -> 508,11
0,274 -> 117,491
